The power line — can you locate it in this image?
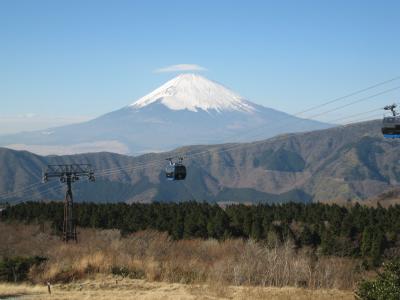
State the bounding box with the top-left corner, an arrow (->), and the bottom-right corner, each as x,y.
1,77 -> 400,201
295,75 -> 400,116
234,86 -> 400,143
0,110 -> 387,201
222,86 -> 400,146
304,86 -> 400,121
0,114 -> 384,203
3,181 -> 62,204
7,177 -> 92,205
90,76 -> 400,176
98,113 -> 381,178
327,108 -> 382,123
0,181 -> 43,198
95,87 -> 400,178
342,114 -> 383,126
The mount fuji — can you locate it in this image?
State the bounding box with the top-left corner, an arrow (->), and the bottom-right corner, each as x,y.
1,74 -> 332,155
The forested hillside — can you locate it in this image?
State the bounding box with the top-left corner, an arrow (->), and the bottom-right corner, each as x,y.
2,201 -> 400,266
1,120 -> 400,203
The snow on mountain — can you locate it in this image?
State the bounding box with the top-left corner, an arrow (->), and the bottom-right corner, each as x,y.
130,73 -> 255,113
0,73 -> 333,155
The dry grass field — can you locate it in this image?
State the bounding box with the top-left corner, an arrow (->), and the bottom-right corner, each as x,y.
0,222 -> 361,299
0,276 -> 354,299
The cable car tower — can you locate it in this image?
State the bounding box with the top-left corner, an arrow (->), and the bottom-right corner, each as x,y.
384,104 -> 397,117
382,104 -> 400,138
42,164 -> 95,242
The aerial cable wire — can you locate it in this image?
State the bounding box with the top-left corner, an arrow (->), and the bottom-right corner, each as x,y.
230,86 -> 400,143
342,114 -> 385,127
302,86 -> 400,121
327,108 -> 383,123
94,104 -> 392,179
0,181 -> 43,198
2,103 -> 395,201
294,75 -> 400,116
1,181 -> 61,203
185,89 -> 400,158
91,76 -> 400,176
94,105 -> 387,178
96,108 -> 388,179
4,177 -> 90,204
0,114 -> 390,202
2,77 -> 400,201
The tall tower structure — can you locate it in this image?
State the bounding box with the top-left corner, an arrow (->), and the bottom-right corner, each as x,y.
42,164 -> 95,242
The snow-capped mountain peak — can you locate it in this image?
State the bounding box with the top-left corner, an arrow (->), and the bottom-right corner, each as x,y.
2,73 -> 332,156
129,73 -> 255,113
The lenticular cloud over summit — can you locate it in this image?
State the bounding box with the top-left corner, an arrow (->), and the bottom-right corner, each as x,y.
154,64 -> 207,73
1,74 -> 331,155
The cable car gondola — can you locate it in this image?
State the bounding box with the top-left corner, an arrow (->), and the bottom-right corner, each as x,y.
382,104 -> 400,138
165,157 -> 186,181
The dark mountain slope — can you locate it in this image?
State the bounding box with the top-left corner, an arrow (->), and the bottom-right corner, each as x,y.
1,120 -> 399,204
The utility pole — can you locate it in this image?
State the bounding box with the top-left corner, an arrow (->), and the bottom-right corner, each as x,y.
42,164 -> 95,242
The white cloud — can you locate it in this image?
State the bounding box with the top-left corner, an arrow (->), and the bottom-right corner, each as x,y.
154,64 -> 207,73
21,113 -> 36,118
5,141 -> 130,155
0,114 -> 92,135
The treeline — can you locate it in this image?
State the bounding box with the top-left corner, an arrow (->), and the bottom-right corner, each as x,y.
2,201 -> 400,266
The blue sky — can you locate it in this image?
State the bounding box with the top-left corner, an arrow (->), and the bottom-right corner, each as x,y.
1,0 -> 400,133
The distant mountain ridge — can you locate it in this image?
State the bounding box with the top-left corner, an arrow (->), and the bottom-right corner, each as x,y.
0,73 -> 331,155
1,119 -> 399,204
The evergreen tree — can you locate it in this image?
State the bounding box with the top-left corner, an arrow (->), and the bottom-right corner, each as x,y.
370,228 -> 386,266
361,226 -> 373,258
250,217 -> 262,240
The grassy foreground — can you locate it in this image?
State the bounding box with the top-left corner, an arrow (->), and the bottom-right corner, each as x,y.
0,222 -> 362,299
0,275 -> 354,299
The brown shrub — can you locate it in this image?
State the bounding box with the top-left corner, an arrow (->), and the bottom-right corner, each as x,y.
0,222 -> 362,289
